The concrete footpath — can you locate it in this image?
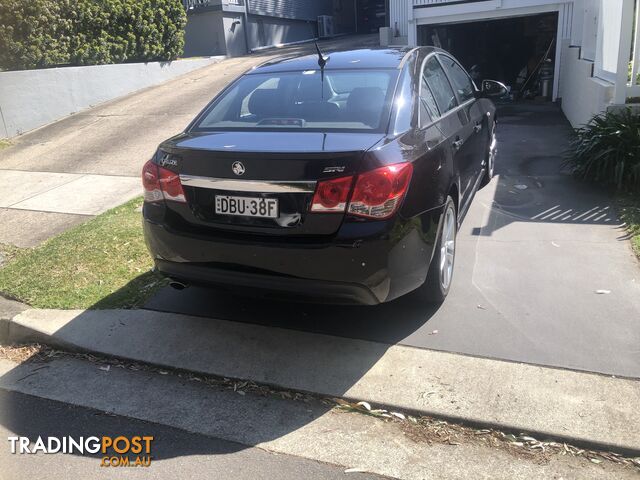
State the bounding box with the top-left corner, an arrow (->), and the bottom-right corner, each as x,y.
0,171 -> 140,247
0,388 -> 384,480
1,354 -> 636,480
2,307 -> 638,455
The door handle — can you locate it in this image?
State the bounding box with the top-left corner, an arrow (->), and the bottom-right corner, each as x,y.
452,139 -> 464,151
473,123 -> 483,133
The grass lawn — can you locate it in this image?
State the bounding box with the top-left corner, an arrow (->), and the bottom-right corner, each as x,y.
618,194 -> 640,259
0,197 -> 166,309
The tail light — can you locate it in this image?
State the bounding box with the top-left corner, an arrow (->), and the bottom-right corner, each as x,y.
142,160 -> 186,203
310,162 -> 412,219
348,163 -> 413,219
311,176 -> 354,212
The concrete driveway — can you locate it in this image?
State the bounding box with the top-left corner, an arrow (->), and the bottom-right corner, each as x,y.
145,103 -> 640,378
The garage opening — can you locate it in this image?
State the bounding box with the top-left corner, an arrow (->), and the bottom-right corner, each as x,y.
418,13 -> 558,101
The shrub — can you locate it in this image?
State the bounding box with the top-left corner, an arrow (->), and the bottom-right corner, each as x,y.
565,108 -> 640,192
0,0 -> 186,71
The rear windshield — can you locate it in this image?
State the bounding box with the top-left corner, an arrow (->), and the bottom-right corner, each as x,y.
191,69 -> 398,133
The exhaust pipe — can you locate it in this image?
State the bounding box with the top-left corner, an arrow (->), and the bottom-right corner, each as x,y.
169,279 -> 188,291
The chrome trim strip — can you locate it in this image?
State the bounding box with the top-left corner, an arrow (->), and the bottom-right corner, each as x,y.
179,175 -> 317,193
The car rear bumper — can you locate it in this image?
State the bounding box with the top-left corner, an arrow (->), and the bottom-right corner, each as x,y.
154,258 -> 380,305
143,208 -> 443,305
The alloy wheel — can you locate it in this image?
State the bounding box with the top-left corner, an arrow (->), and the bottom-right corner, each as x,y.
439,205 -> 456,291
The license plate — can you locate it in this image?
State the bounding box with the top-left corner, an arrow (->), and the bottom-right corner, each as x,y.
215,195 -> 278,218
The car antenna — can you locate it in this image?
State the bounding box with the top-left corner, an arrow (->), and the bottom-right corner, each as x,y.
315,42 -> 329,99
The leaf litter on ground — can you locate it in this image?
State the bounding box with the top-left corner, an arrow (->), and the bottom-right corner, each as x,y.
0,343 -> 638,472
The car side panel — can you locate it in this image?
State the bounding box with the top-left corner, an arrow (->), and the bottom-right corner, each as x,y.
468,100 -> 490,181
450,103 -> 477,211
476,97 -> 498,174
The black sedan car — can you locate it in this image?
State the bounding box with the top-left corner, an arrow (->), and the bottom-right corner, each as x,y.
142,46 -> 504,305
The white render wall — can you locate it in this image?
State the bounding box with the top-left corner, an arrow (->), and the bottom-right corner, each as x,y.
594,0 -> 625,83
559,40 -> 614,127
0,57 -> 224,139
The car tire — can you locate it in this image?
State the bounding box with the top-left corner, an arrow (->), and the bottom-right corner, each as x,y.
480,121 -> 496,188
419,196 -> 457,304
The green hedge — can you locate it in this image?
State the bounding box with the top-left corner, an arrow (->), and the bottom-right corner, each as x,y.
0,0 -> 187,71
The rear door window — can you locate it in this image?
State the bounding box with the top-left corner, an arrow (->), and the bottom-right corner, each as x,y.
419,71 -> 440,126
423,57 -> 458,114
439,55 -> 476,103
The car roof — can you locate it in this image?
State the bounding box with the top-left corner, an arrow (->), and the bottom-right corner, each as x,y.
248,46 -> 440,74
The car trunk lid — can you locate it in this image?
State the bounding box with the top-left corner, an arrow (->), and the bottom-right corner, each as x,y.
160,131 -> 384,236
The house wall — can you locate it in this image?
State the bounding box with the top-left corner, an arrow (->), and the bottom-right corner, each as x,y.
184,10 -> 227,57
246,0 -> 340,49
580,0 -> 599,60
247,0 -> 334,20
594,0 -> 625,83
559,40 -> 614,127
247,0 -> 360,50
223,12 -> 249,57
389,0 -> 409,36
246,14 -> 317,49
184,0 -> 346,58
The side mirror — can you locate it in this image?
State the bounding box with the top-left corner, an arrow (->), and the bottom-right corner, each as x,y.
481,80 -> 509,99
